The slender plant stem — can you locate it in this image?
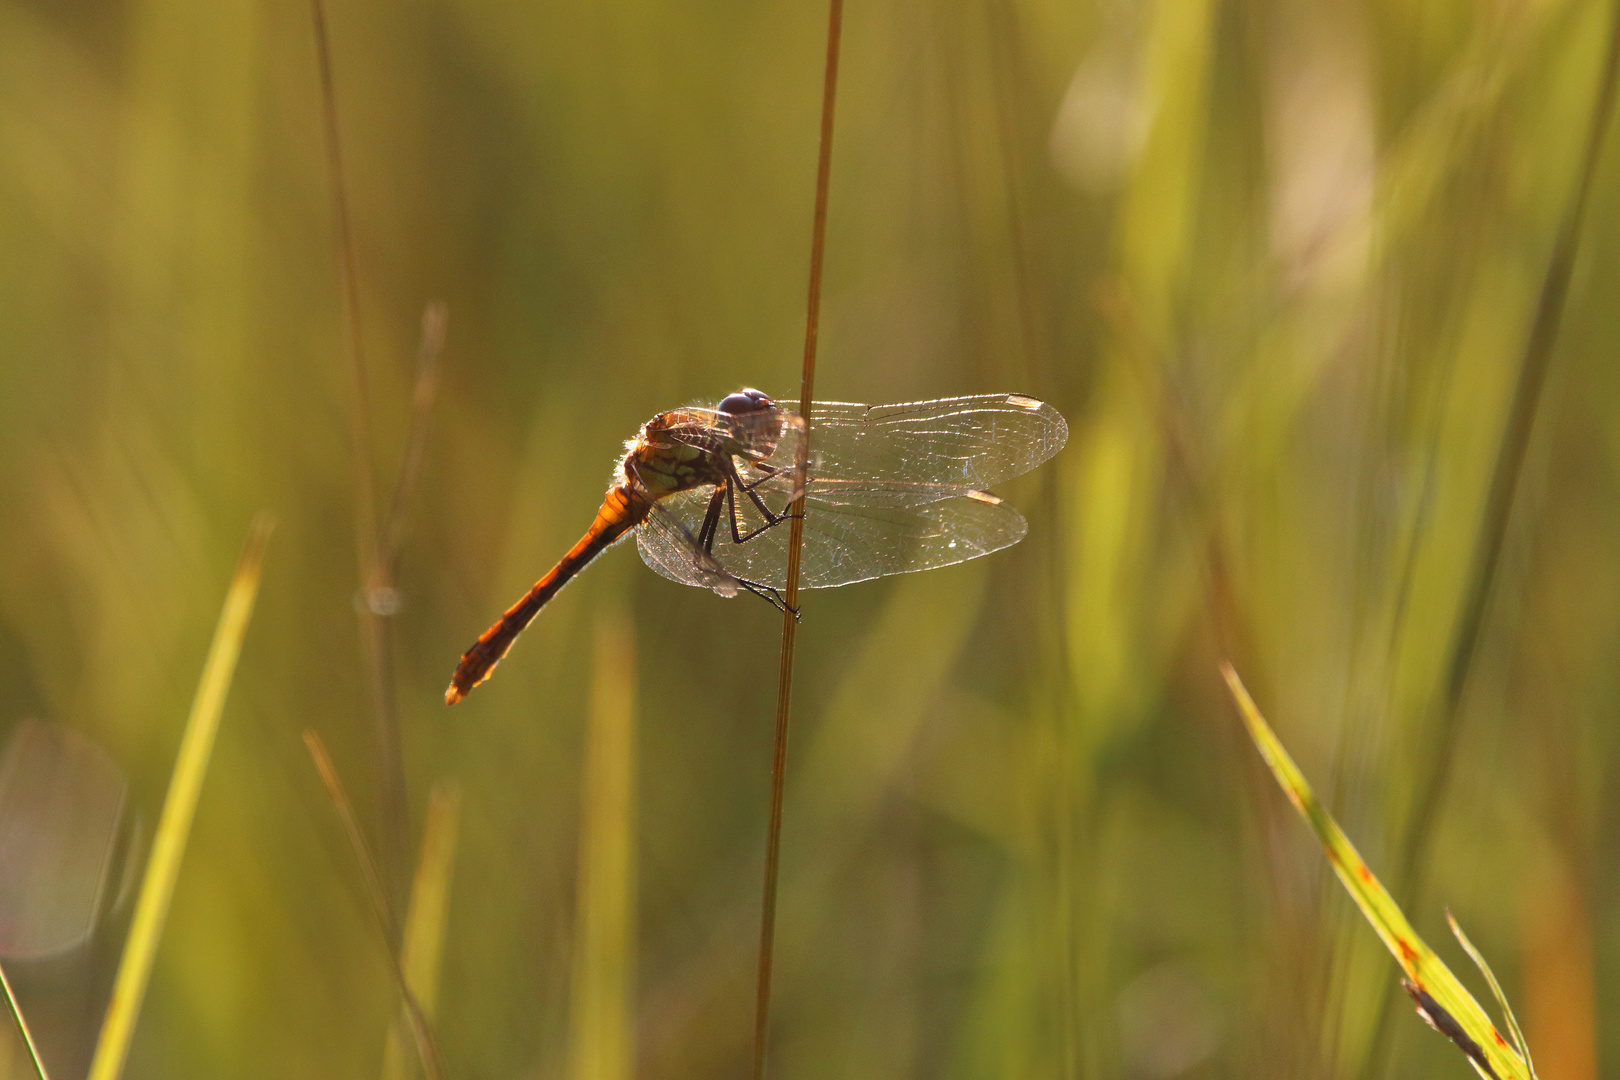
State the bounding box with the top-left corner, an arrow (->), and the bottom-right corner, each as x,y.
751,4 -> 844,1078
0,961 -> 49,1080
383,303 -> 447,572
309,0 -> 411,909
303,732 -> 448,1080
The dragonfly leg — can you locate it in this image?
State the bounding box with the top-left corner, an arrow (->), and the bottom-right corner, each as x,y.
723,459 -> 799,544
736,460 -> 780,492
696,484 -> 726,553
647,498 -> 738,592
737,577 -> 799,618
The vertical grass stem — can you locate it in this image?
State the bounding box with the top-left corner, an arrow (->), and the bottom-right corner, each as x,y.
752,3 -> 844,1077
309,0 -> 411,906
381,780 -> 461,1080
303,732 -> 448,1080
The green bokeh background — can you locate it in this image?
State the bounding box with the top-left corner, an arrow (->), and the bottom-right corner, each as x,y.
2,0 -> 1618,1076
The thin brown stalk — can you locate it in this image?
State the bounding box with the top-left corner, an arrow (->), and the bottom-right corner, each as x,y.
309,0 -> 410,905
1098,283 -> 1245,664
1102,283 -> 1347,1072
383,303 -> 447,572
303,732 -> 449,1080
751,3 -> 843,1077
0,960 -> 49,1080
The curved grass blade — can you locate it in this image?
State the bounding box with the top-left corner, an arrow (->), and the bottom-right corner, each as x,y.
303,732 -> 448,1080
1,959 -> 49,1080
87,514 -> 273,1080
1448,910 -> 1537,1080
381,780 -> 461,1080
1219,663 -> 1529,1080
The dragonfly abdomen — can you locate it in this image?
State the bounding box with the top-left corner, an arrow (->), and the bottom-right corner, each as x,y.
445,484 -> 651,704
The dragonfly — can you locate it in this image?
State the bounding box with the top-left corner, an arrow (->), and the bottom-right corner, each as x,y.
445,389 -> 1068,704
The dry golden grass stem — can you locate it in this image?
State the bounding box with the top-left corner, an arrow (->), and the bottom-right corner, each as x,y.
381,780 -> 462,1080
308,0 -> 417,904
384,302 -> 447,572
752,2 -> 844,1077
303,731 -> 449,1080
1096,281 -> 1247,665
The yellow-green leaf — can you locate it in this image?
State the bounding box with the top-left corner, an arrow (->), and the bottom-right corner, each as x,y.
87,515 -> 273,1080
1220,662 -> 1528,1080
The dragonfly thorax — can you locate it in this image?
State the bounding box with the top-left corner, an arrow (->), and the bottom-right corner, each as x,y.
619,392 -> 785,501
620,416 -> 727,499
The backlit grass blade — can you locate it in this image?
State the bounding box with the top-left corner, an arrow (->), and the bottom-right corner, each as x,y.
1,958 -> 49,1080
1448,910 -> 1537,1080
87,514 -> 273,1080
566,609 -> 637,1080
1219,663 -> 1529,1080
303,732 -> 447,1080
381,781 -> 461,1080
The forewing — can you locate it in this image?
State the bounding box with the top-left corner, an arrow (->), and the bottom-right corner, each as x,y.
796,394 -> 1067,490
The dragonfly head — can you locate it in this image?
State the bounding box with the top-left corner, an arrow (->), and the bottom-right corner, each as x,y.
717,388 -> 784,455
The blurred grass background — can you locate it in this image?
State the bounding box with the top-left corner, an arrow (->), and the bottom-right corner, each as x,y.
1,0 -> 1618,1075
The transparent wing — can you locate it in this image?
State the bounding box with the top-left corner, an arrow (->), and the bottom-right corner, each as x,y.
668,393 -> 1065,492
635,497 -> 742,595
791,393 -> 1067,490
636,392 -> 1063,590
640,482 -> 1028,590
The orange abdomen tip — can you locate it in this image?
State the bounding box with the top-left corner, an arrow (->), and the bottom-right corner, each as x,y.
443,484 -> 650,705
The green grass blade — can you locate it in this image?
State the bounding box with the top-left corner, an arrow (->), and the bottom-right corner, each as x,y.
1,959 -> 50,1080
302,732 -> 448,1080
1220,663 -> 1529,1080
566,609 -> 638,1080
1447,910 -> 1536,1080
381,781 -> 461,1080
86,515 -> 273,1080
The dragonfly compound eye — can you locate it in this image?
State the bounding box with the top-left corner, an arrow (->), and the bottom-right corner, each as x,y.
718,389 -> 774,415
718,390 -> 782,455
